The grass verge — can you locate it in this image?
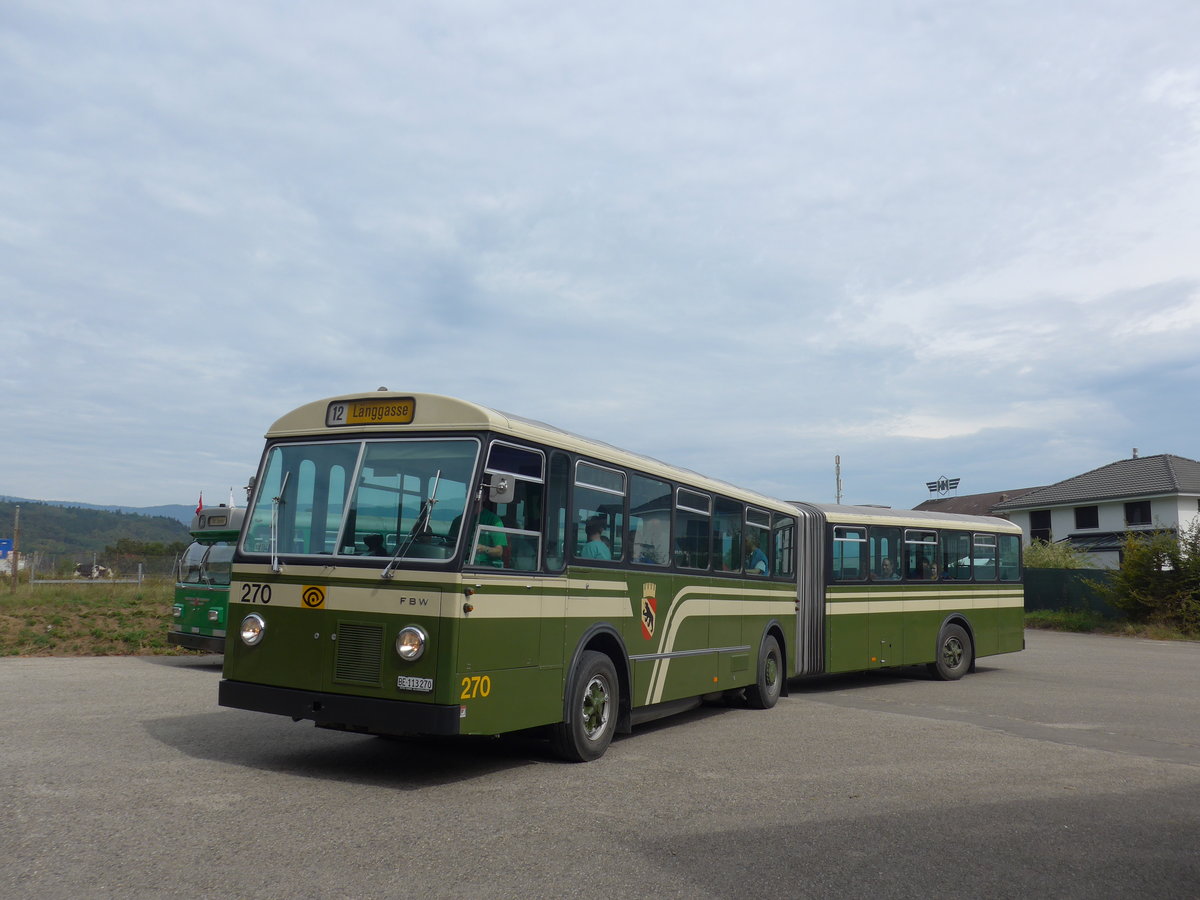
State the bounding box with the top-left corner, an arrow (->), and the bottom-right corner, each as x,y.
0,579 -> 201,657
1025,608 -> 1199,641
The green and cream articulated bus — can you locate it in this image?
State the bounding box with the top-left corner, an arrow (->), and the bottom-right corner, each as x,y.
218,391 -> 1023,761
170,505 -> 244,653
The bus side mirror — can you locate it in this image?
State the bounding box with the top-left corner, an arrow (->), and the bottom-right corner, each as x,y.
488,474 -> 515,504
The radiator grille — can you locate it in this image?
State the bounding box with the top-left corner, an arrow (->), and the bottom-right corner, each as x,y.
334,622 -> 384,685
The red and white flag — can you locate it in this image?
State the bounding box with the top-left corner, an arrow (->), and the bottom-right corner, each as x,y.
196,493 -> 203,515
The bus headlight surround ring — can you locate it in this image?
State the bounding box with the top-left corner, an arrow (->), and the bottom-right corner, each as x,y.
240,613 -> 267,646
396,625 -> 427,661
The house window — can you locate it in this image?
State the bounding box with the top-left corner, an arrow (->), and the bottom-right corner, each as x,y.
1125,501 -> 1152,527
1030,510 -> 1051,543
1074,506 -> 1099,529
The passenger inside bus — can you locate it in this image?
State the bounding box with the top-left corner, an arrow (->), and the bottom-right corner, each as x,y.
362,533 -> 387,556
744,534 -> 768,575
876,557 -> 900,580
579,516 -> 613,560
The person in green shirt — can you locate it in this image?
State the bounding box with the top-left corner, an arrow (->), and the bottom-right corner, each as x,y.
451,503 -> 507,567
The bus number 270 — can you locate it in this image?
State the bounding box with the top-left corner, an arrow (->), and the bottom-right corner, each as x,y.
460,675 -> 491,699
240,583 -> 272,604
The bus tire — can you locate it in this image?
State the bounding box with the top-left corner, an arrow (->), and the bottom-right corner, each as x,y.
930,623 -> 972,681
550,650 -> 618,762
746,634 -> 782,710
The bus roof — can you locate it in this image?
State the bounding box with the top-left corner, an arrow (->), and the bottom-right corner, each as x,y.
189,505 -> 245,538
266,393 -> 1024,533
267,391 -> 792,511
795,502 -> 1021,533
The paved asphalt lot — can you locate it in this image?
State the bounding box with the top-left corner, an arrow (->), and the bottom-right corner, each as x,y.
2,630 -> 1199,899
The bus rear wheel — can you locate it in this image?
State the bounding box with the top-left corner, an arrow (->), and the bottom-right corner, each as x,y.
551,650 -> 618,762
929,623 -> 973,681
746,634 -> 782,709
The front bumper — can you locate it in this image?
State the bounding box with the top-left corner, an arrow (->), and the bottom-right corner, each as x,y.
218,679 -> 462,736
168,631 -> 225,653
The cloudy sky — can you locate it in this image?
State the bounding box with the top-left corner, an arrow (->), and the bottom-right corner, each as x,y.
4,0 -> 1200,512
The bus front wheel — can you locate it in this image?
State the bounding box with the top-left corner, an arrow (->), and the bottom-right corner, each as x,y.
930,623 -> 973,681
551,650 -> 618,762
746,634 -> 782,709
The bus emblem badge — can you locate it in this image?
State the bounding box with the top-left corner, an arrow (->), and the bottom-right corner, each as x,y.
640,584 -> 656,640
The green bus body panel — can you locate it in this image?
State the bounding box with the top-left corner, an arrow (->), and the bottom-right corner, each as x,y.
170,584 -> 229,647
223,564 -> 797,737
823,582 -> 1025,673
223,563 -> 1022,734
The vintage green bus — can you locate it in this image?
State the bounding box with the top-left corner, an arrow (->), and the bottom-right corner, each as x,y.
218,391 -> 1023,760
169,506 -> 244,653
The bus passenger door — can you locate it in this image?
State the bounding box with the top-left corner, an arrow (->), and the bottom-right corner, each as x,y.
458,573 -> 541,672
866,586 -> 901,669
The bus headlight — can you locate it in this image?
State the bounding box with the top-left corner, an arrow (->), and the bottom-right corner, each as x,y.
208,609 -> 221,622
240,613 -> 266,646
172,605 -> 182,619
395,626 -> 427,661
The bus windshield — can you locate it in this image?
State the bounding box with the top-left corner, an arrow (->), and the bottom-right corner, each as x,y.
242,438 -> 478,562
179,542 -> 236,585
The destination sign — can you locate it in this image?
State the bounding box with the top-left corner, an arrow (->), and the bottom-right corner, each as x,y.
325,397 -> 416,427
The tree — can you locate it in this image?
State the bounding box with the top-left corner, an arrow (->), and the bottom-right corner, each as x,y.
1100,525 -> 1200,634
1023,539 -> 1093,569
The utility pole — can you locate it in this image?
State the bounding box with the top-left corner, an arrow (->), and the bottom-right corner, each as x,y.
10,504 -> 19,593
835,455 -> 843,505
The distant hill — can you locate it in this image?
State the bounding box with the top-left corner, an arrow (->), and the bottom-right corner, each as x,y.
0,496 -> 196,525
0,500 -> 191,559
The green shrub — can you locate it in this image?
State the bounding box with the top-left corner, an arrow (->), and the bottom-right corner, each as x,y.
1100,524 -> 1200,634
1024,539 -> 1093,569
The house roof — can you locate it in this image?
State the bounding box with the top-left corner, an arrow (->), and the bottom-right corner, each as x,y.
992,454 -> 1200,511
913,488 -> 1042,518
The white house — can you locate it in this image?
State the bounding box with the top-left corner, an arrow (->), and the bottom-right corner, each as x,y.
990,453 -> 1200,568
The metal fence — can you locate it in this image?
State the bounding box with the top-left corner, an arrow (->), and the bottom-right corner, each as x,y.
1023,568 -> 1117,619
25,552 -> 179,585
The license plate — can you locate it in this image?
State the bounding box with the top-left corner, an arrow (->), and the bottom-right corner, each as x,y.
397,675 -> 433,692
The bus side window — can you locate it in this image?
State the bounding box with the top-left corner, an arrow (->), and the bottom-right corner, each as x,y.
744,508 -> 771,575
833,526 -> 867,580
941,531 -> 972,581
713,497 -> 743,572
573,461 -> 625,563
869,525 -> 900,581
999,534 -> 1021,581
772,516 -> 795,578
904,529 -> 939,580
973,533 -> 998,581
675,488 -> 711,569
629,474 -> 671,566
483,441 -> 547,572
544,452 -> 569,572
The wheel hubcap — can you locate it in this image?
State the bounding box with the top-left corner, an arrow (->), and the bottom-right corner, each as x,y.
764,653 -> 779,687
943,637 -> 964,668
581,675 -> 610,738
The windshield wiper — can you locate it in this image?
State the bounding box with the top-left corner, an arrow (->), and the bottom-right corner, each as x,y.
382,469 -> 441,579
270,471 -> 290,574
